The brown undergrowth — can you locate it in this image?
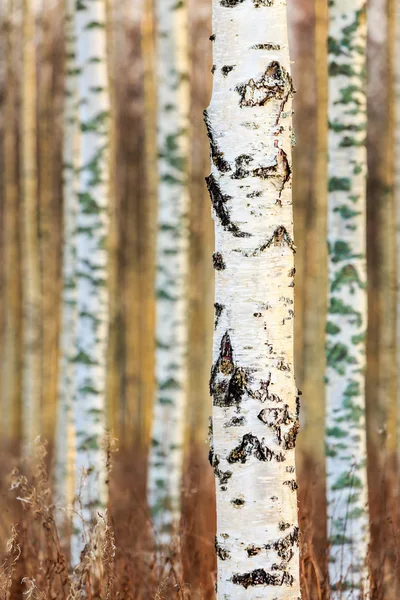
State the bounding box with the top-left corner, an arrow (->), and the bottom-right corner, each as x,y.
0,443 -> 398,599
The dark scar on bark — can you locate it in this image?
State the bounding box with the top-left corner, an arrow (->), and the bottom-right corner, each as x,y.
246,545 -> 262,557
222,65 -> 236,77
235,61 -> 294,124
231,496 -> 245,507
266,527 -> 299,562
211,65 -> 216,74
210,332 -> 250,408
206,173 -> 251,238
253,226 -> 296,255
252,149 -> 291,200
213,252 -> 226,271
258,396 -> 300,451
210,34 -> 216,41
203,110 -> 231,173
221,0 -> 273,6
214,302 -> 225,329
283,479 -> 299,491
231,154 -> 254,179
225,415 -> 246,427
232,569 -> 294,588
251,43 -> 281,50
215,537 -> 231,560
211,454 -> 232,488
227,433 -> 286,464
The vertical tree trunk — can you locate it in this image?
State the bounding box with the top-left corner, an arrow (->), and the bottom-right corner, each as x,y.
21,0 -> 42,446
2,0 -> 22,446
396,0 -> 400,458
39,1 -> 60,443
54,0 -> 79,517
147,0 -> 190,546
72,0 -> 110,563
207,2 -> 300,597
325,1 -> 370,596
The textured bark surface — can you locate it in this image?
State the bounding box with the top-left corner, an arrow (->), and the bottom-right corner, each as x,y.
326,0 -> 370,596
147,0 -> 190,546
72,0 -> 111,563
2,0 -> 22,445
21,0 -> 42,446
54,0 -> 79,518
207,1 -> 300,597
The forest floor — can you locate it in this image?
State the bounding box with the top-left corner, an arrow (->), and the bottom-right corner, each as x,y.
0,443 -> 398,599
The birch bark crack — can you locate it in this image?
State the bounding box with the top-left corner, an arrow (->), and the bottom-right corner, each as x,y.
147,0 -> 190,547
325,0 -> 370,596
207,1 -> 300,598
72,0 -> 111,564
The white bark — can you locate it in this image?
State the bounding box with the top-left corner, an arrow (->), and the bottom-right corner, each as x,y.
325,0 -> 370,596
147,0 -> 190,547
54,0 -> 79,519
72,0 -> 110,565
207,1 -> 300,598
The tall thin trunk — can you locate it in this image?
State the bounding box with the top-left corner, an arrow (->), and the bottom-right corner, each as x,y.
54,0 -> 79,517
2,0 -> 22,446
207,2 -> 300,597
39,2 -> 60,443
21,0 -> 42,446
72,0 -> 110,563
325,1 -> 370,596
396,0 -> 400,459
147,0 -> 190,546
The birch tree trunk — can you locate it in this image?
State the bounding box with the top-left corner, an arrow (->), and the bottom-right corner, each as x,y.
2,0 -> 22,446
72,0 -> 110,564
396,0 -> 400,456
22,0 -> 42,446
54,0 -> 79,517
147,0 -> 190,546
207,2 -> 300,597
325,1 -> 370,596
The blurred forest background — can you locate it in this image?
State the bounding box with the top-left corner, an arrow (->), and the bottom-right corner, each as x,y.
0,0 -> 398,597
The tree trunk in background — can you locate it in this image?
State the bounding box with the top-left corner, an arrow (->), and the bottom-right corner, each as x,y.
39,2 -> 60,443
301,0 -> 328,463
147,0 -> 190,547
21,0 -> 42,446
396,0 -> 400,459
139,0 -> 157,447
325,0 -> 370,595
207,1 -> 300,597
72,0 -> 110,564
54,0 -> 79,517
2,0 -> 22,446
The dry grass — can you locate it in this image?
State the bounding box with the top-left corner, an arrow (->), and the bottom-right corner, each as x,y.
0,443 -> 398,599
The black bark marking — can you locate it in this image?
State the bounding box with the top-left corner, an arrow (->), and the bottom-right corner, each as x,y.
231,154 -> 254,179
246,545 -> 262,557
212,454 -> 233,488
246,190 -> 262,198
215,538 -> 231,560
210,332 -> 250,408
225,415 -> 246,427
211,64 -> 216,74
251,43 -> 281,50
279,521 -> 291,531
252,149 -> 291,200
203,110 -> 231,173
286,465 -> 295,473
236,61 -> 294,123
232,569 -> 294,588
283,479 -> 298,491
256,226 -> 296,255
213,252 -> 226,271
221,0 -> 273,6
227,433 -> 285,464
214,302 -> 225,329
258,402 -> 299,450
249,373 -> 281,404
222,64 -> 236,77
210,34 -> 216,41
206,174 -> 251,237
267,527 -> 299,563
289,267 -> 296,277
231,496 -> 245,507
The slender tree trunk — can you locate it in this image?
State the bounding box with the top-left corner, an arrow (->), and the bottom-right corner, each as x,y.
21,0 -> 42,446
72,0 -> 110,564
207,2 -> 300,597
39,1 -> 60,443
2,0 -> 22,446
325,1 -> 370,596
396,0 -> 400,459
54,0 -> 79,517
147,0 -> 190,546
